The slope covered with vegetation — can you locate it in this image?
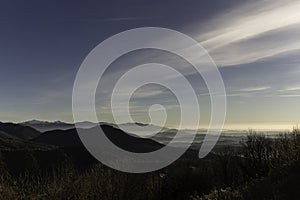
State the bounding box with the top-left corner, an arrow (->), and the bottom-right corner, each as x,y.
0,128 -> 299,200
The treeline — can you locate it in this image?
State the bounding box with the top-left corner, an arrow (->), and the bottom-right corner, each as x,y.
1,128 -> 300,200
193,128 -> 300,200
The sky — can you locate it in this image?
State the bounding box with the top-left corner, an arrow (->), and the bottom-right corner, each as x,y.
0,0 -> 300,130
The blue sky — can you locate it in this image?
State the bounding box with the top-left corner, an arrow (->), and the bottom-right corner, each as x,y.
0,0 -> 300,130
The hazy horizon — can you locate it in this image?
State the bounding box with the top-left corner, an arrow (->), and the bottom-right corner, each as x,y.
2,118 -> 296,131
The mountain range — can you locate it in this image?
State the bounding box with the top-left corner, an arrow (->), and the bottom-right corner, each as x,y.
0,120 -> 245,155
19,120 -> 167,133
0,121 -> 165,153
19,120 -> 96,132
33,125 -> 164,153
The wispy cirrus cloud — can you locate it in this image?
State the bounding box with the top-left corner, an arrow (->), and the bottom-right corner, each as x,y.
237,86 -> 271,92
285,86 -> 300,91
223,86 -> 271,97
116,0 -> 300,68
278,94 -> 300,98
195,0 -> 300,66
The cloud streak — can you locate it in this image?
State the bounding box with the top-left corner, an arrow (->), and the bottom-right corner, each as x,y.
285,86 -> 300,91
237,86 -> 271,92
196,0 -> 300,66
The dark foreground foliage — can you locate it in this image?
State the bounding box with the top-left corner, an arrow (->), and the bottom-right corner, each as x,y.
1,128 -> 300,200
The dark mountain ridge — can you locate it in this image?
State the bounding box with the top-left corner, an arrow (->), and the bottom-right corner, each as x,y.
0,122 -> 40,140
33,125 -> 164,153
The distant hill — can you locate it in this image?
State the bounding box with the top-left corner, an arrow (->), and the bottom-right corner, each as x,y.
19,120 -> 115,132
0,122 -> 40,140
0,129 -> 55,151
19,119 -> 171,134
0,130 -> 17,139
33,125 -> 164,153
20,120 -> 75,132
33,128 -> 82,146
